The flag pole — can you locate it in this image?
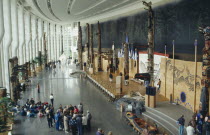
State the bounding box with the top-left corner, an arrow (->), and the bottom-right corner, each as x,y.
165,45 -> 167,97
194,39 -> 197,112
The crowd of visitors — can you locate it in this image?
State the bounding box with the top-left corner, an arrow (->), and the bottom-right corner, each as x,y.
16,95 -> 95,135
178,112 -> 210,135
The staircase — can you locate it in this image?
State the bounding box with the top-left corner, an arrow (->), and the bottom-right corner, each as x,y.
143,107 -> 180,135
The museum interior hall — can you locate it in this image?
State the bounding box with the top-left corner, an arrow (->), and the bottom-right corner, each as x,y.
1,0 -> 210,135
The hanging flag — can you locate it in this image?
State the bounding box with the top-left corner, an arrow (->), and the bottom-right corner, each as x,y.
125,33 -> 129,43
135,49 -> 138,60
128,44 -> 131,58
130,45 -> 134,59
194,39 -> 197,46
118,50 -> 121,58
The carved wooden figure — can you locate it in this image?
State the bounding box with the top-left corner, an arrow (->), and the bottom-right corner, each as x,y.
77,22 -> 83,70
143,1 -> 154,86
97,21 -> 102,71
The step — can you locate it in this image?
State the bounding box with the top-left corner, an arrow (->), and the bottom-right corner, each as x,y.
142,107 -> 180,135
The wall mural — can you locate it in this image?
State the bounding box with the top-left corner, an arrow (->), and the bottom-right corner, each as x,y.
166,60 -> 202,91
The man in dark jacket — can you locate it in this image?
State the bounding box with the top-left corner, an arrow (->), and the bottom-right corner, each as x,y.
178,115 -> 185,135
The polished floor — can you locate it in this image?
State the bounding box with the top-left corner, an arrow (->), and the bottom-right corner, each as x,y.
12,64 -> 135,135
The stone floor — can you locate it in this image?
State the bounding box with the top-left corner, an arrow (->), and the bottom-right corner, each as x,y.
12,65 -> 136,135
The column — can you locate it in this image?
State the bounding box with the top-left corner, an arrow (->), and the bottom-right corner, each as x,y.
25,12 -> 31,63
0,0 -> 4,86
18,5 -> 25,65
50,24 -> 54,61
11,0 -> 19,57
3,0 -> 12,92
48,23 -> 51,62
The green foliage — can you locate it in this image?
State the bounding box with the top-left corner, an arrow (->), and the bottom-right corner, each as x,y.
0,97 -> 14,132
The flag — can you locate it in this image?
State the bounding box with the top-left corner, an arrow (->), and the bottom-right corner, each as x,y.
125,34 -> 129,43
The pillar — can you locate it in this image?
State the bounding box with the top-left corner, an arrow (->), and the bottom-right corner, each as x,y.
48,23 -> 51,62
54,24 -> 57,61
97,21 -> 102,71
3,0 -> 12,92
11,0 -> 19,57
31,16 -> 36,61
124,43 -> 129,75
61,26 -> 63,54
25,12 -> 31,63
18,5 -> 25,65
77,22 -> 82,70
0,0 -> 4,87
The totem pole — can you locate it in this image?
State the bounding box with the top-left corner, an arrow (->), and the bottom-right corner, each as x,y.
199,26 -> 210,115
124,43 -> 129,75
143,1 -> 154,86
89,24 -> 94,66
97,21 -> 102,71
112,42 -> 116,72
86,23 -> 90,65
77,22 -> 83,70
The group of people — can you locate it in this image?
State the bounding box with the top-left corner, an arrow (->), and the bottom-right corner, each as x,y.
54,103 -> 92,135
178,112 -> 210,135
18,96 -> 94,135
18,98 -> 54,118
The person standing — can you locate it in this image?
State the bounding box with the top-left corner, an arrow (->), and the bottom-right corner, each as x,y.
46,113 -> 53,128
87,110 -> 92,131
37,83 -> 40,93
206,117 -> 210,135
55,110 -> 60,131
109,73 -> 113,83
82,114 -> 87,132
186,123 -> 194,135
178,115 -> 185,135
63,112 -> 69,133
157,79 -> 161,89
196,112 -> 203,134
78,103 -> 83,114
76,115 -> 83,135
50,94 -> 54,106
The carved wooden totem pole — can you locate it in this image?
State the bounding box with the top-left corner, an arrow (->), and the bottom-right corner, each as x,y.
124,43 -> 129,75
77,22 -> 83,70
86,23 -> 90,65
90,24 -> 94,66
143,1 -> 154,86
97,21 -> 102,71
112,42 -> 116,72
199,26 -> 210,115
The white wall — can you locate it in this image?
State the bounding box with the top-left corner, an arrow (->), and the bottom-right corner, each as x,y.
139,52 -> 168,87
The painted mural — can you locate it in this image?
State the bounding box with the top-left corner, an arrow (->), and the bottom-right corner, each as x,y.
166,59 -> 202,91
